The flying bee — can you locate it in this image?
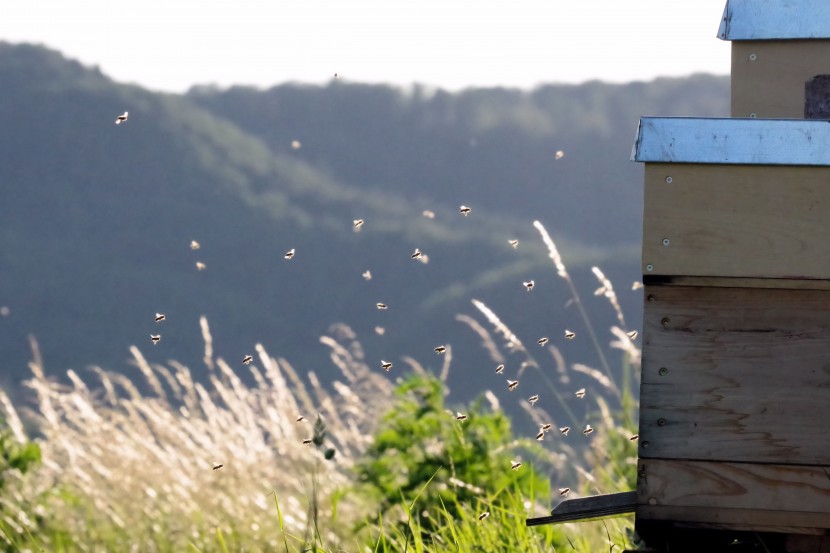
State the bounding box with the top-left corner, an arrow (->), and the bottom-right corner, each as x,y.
558,487 -> 570,496
291,140 -> 302,150
375,326 -> 385,335
507,379 -> 519,391
627,330 -> 639,340
575,388 -> 586,399
154,313 -> 166,323
362,270 -> 372,281
509,239 -> 519,249
537,337 -> 549,347
535,430 -> 545,441
381,360 -> 393,371
632,281 -> 644,290
528,395 -> 539,406
455,412 -> 467,422
434,345 -> 447,354
114,111 -> 128,124
495,364 -> 505,374
353,219 -> 364,231
459,205 -> 471,216
540,423 -> 552,432
583,424 -> 594,436
302,438 -> 313,446
523,280 -> 534,291
422,210 -> 435,219
559,426 -> 571,436
376,303 -> 388,310
411,248 -> 423,260
242,355 -> 253,365
629,434 -> 639,441
296,416 -> 305,422
190,240 -> 201,250
565,330 -> 576,340
478,511 -> 490,521
511,460 -> 522,470
150,334 -> 161,345
284,248 -> 295,260
213,463 -> 223,471
594,286 -> 607,296
555,150 -> 565,159
195,261 -> 206,271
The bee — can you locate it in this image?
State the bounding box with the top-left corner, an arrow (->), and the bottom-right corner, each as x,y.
154,313 -> 166,323
455,412 -> 467,422
411,248 -> 423,260
535,430 -> 545,441
507,379 -> 519,391
559,426 -> 571,436
291,140 -> 302,150
558,487 -> 570,496
565,330 -> 576,340
537,337 -> 549,347
362,270 -> 372,281
575,388 -> 586,399
422,210 -> 435,219
376,303 -> 388,310
114,111 -> 128,125
629,434 -> 639,441
478,511 -> 490,521
242,355 -> 253,365
459,205 -> 471,216
540,423 -> 552,432
583,424 -> 594,436
375,326 -> 385,335
381,360 -> 393,371
627,330 -> 639,340
511,460 -> 522,470
554,150 -> 565,160
434,345 -> 447,354
284,248 -> 295,260
594,286 -> 607,296
495,364 -> 505,374
195,261 -> 206,271
509,239 -> 519,249
353,219 -> 364,231
302,438 -> 313,446
632,281 -> 644,291
150,334 -> 161,345
528,395 -> 539,406
212,463 -> 223,471
296,416 -> 305,423
523,280 -> 535,291
190,240 -> 201,250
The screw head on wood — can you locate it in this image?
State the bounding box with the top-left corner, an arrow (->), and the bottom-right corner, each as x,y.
657,418 -> 667,427
749,53 -> 757,61
646,264 -> 654,272
665,176 -> 673,184
661,317 -> 670,328
658,367 -> 668,376
662,238 -> 670,246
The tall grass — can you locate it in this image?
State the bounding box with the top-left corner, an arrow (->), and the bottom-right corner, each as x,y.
0,221 -> 641,552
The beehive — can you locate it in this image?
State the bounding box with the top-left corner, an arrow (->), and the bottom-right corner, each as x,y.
632,118 -> 830,543
722,0 -> 830,118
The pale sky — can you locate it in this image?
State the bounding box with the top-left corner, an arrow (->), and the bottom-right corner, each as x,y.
1,0 -> 730,93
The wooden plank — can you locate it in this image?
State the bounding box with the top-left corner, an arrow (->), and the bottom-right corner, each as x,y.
636,459 -> 830,534
525,491 -> 636,526
643,163 -> 830,280
731,41 -> 830,118
640,285 -> 830,464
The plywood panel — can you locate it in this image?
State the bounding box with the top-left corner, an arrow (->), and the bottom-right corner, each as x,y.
643,163 -> 830,279
732,41 -> 830,118
637,459 -> 830,533
640,285 -> 830,464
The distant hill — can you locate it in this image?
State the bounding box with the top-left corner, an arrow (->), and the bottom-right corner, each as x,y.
0,42 -> 729,410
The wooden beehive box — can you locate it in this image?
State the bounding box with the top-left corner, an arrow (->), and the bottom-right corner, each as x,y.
722,0 -> 830,118
632,117 -> 830,543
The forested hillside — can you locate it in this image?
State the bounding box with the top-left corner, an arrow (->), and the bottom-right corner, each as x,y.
0,42 -> 729,402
